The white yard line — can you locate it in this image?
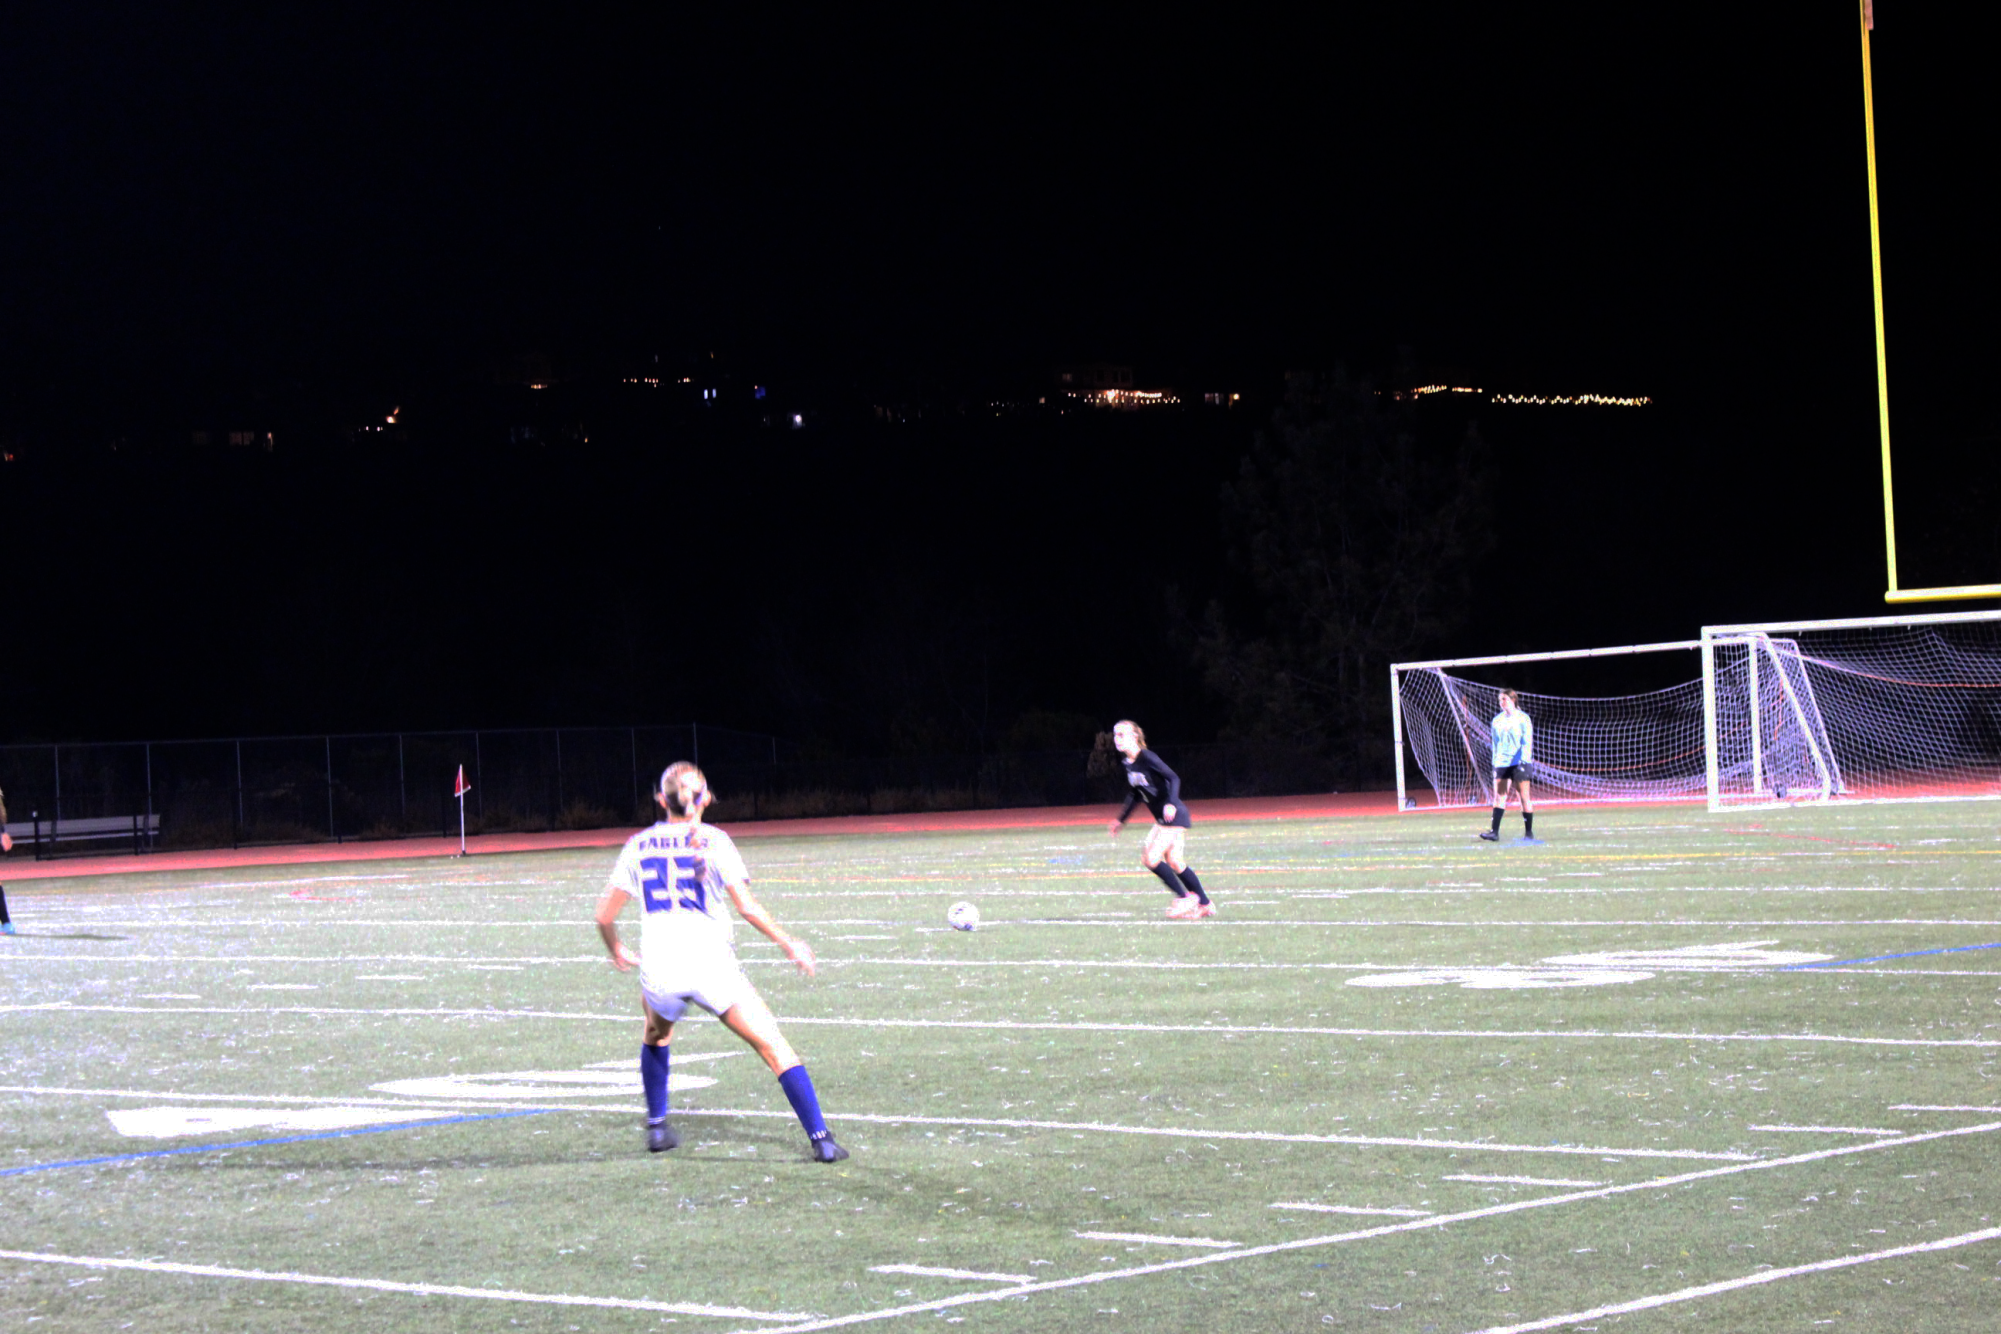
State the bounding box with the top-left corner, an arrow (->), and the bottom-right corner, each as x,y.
710,1119 -> 2001,1334
867,1265 -> 1031,1284
1074,1231 -> 1236,1248
0,1085 -> 1750,1159
1269,1203 -> 1431,1217
1439,1174 -> 1600,1187
1893,1103 -> 2001,1113
780,1017 -> 2001,1050
30,915 -> 2001,929
15,1006 -> 2000,1050
1746,1124 -> 1899,1135
1459,1224 -> 2001,1334
0,955 -> 606,964
0,1248 -> 814,1322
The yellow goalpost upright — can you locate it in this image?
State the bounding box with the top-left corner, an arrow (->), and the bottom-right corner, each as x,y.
1861,0 -> 2001,604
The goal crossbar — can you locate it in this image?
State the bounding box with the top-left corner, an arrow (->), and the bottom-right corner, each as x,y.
1392,640 -> 1704,673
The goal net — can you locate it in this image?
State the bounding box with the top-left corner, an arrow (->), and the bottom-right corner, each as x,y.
1393,641 -> 1712,809
1704,610 -> 2001,807
1393,610 -> 2001,812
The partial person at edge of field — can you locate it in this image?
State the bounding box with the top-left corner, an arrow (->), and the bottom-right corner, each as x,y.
1481,689 -> 1536,842
1,785 -> 15,934
594,761 -> 848,1162
1105,720 -> 1215,919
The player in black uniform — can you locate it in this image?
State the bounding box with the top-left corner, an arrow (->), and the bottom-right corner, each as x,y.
1107,720 -> 1214,919
1,786 -> 15,934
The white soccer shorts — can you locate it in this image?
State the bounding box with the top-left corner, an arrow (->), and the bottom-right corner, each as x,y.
639,949 -> 754,1022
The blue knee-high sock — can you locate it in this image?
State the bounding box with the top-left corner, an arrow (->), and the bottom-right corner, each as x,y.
640,1044 -> 669,1122
1177,867 -> 1210,905
777,1064 -> 832,1142
1149,862 -> 1189,897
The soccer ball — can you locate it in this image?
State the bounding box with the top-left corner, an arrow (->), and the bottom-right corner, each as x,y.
946,901 -> 980,932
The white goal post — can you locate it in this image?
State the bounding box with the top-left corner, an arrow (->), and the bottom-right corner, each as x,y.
1393,608 -> 2001,813
1701,608 -> 2001,810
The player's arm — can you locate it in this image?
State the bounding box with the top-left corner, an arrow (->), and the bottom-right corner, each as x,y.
594,885 -> 638,970
724,879 -> 818,977
1152,753 -> 1185,823
1109,789 -> 1139,835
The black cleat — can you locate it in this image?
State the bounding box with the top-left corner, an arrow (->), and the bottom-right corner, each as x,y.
1478,830 -> 1498,841
646,1121 -> 680,1153
811,1137 -> 850,1163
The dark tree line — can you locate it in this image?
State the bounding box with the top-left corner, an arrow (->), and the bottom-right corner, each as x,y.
1187,369 -> 1494,781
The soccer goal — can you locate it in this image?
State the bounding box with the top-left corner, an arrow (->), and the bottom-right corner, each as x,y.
1393,609 -> 2001,813
1702,609 -> 2001,809
1392,641 -> 1710,811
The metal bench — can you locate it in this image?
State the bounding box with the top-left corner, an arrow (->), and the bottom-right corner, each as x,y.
10,812 -> 162,858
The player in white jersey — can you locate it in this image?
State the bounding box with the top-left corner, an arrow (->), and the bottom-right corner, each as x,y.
595,761 -> 847,1161
1480,689 -> 1536,841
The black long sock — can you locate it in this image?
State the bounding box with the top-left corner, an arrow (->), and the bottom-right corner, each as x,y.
1489,806 -> 1504,834
1524,811 -> 1535,837
1149,862 -> 1189,897
1177,867 -> 1210,905
0,885 -> 10,926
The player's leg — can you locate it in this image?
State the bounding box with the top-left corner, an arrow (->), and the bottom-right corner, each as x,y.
720,988 -> 848,1162
0,884 -> 12,934
1482,771 -> 1508,840
639,996 -> 680,1151
1161,828 -> 1212,914
1143,823 -> 1197,914
1518,778 -> 1535,838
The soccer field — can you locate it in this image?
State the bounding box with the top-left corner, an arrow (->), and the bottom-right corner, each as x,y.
5,804 -> 2001,1332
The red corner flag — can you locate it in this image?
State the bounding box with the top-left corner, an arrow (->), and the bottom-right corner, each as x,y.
454,765 -> 471,797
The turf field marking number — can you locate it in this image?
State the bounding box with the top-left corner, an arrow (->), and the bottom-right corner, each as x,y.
1349,941 -> 1835,989
372,1059 -> 725,1101
1541,941 -> 1833,969
107,1105 -> 455,1139
1348,968 -> 1654,990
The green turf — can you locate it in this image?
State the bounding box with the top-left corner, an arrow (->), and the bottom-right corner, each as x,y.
5,802 -> 2001,1332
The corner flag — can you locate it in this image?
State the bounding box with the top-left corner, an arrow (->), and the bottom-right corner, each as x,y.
452,764 -> 471,856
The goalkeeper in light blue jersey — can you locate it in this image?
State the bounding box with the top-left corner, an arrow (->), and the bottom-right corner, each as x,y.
1480,690 -> 1536,842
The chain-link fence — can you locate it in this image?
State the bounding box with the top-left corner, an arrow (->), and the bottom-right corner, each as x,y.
0,727 -> 1338,858
0,725 -> 778,856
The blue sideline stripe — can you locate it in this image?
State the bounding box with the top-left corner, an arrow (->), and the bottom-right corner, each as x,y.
1783,942 -> 2001,970
0,1109 -> 548,1178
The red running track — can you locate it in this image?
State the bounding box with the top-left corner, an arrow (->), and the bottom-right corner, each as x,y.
1,792 -> 1399,883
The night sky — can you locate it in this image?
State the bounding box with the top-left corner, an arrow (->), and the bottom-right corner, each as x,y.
3,5 -> 1996,752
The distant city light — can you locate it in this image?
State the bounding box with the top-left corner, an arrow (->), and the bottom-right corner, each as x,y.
1385,386 -> 1650,407
386,406 -> 400,424
1085,388 -> 1178,408
791,413 -> 804,427
1492,393 -> 1651,407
